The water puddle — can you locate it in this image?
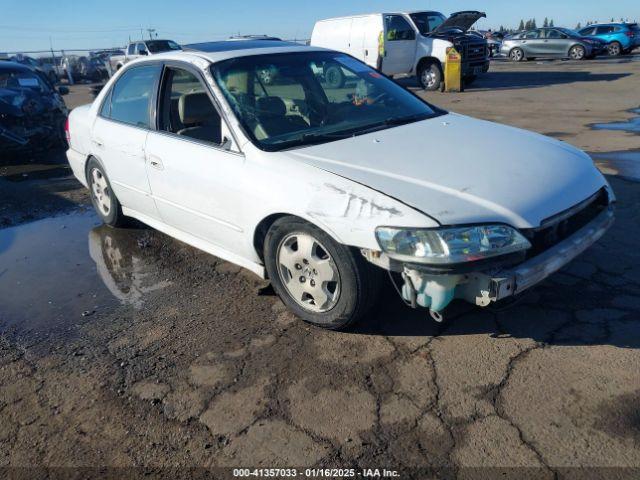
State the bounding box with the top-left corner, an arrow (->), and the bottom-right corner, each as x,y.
591,108 -> 640,134
0,211 -> 170,336
593,150 -> 640,181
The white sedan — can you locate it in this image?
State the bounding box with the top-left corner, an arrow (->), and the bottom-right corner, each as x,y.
66,40 -> 614,329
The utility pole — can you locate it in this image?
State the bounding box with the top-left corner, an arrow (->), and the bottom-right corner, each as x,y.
147,28 -> 156,39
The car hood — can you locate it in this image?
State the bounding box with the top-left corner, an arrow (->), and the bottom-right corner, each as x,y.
433,11 -> 486,34
284,113 -> 607,228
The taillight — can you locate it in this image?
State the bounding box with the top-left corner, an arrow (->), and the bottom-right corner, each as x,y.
625,31 -> 633,37
64,118 -> 70,146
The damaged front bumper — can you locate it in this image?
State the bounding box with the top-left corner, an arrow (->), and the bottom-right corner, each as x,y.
364,205 -> 614,313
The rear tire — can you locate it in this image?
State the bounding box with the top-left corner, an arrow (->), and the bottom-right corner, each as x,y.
264,216 -> 382,330
417,61 -> 442,91
86,158 -> 127,227
607,41 -> 622,56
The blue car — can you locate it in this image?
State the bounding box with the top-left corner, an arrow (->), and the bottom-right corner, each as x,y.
578,23 -> 640,56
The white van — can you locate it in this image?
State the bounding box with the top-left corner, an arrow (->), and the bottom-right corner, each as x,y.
311,11 -> 490,90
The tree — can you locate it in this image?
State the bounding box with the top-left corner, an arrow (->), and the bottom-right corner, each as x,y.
519,19 -> 525,30
532,18 -> 537,29
611,17 -> 615,22
576,22 -> 582,29
524,19 -> 531,30
550,19 -> 554,27
543,17 -> 549,27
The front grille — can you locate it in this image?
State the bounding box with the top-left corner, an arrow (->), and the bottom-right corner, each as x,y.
522,189 -> 609,257
458,41 -> 487,62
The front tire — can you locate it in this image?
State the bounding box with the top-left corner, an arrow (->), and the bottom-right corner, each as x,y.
264,217 -> 382,330
569,45 -> 586,60
417,61 -> 442,91
509,48 -> 525,62
86,158 -> 127,227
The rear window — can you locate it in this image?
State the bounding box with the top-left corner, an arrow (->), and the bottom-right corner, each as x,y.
630,24 -> 640,31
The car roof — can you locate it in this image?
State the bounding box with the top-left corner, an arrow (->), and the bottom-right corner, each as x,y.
155,40 -> 322,64
0,60 -> 33,72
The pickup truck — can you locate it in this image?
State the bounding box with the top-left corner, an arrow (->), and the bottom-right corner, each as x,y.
108,39 -> 181,72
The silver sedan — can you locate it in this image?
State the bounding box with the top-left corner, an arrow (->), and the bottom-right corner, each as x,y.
501,27 -> 605,61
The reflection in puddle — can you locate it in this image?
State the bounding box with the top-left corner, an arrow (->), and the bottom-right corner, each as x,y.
591,108 -> 640,134
0,212 -> 170,335
89,226 -> 171,308
593,151 -> 640,181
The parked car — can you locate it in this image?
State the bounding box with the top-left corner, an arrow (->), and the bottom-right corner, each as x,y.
578,23 -> 640,56
311,11 -> 489,91
0,61 -> 68,152
469,30 -> 503,57
501,27 -> 606,61
108,39 -> 181,72
65,41 -> 614,329
6,54 -> 58,84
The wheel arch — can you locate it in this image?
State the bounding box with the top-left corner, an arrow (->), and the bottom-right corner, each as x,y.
252,213 -> 345,264
416,56 -> 442,75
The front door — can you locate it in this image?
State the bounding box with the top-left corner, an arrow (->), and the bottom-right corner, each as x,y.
381,14 -> 417,75
144,64 -> 247,254
91,63 -> 161,219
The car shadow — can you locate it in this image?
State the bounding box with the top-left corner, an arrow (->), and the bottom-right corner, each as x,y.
467,71 -> 631,91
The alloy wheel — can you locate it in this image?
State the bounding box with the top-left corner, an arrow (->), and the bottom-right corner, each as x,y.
570,46 -> 585,60
277,233 -> 340,312
510,49 -> 523,62
608,42 -> 621,56
90,168 -> 112,216
421,67 -> 437,88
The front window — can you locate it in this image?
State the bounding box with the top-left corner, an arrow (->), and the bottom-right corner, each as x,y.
211,51 -> 442,151
409,12 -> 446,35
384,15 -> 416,41
146,40 -> 182,53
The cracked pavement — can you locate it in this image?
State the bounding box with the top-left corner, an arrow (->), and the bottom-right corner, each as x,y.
1,57 -> 640,477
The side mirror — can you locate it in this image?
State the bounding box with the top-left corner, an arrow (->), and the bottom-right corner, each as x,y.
221,136 -> 233,151
58,86 -> 69,95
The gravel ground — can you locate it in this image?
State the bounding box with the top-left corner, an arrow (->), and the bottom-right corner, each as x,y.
1,56 -> 639,479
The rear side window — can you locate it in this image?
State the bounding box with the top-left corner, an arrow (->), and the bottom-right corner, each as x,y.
524,30 -> 541,39
385,15 -> 416,41
127,44 -> 135,55
596,26 -> 615,34
102,65 -> 160,128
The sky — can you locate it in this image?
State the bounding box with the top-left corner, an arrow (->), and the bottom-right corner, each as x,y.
1,0 -> 638,54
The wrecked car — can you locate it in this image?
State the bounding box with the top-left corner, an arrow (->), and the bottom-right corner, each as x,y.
65,41 -> 614,329
1,61 -> 69,152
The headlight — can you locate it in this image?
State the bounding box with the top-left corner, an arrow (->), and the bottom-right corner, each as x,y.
375,225 -> 531,264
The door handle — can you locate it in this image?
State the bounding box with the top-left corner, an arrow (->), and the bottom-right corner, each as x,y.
148,155 -> 164,170
92,138 -> 104,148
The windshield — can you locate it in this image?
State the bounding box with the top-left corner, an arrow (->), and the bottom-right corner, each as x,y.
146,40 -> 181,53
211,51 -> 442,151
0,68 -> 50,93
409,12 -> 446,35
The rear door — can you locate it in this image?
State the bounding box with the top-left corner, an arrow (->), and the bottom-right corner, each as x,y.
91,63 -> 162,219
381,14 -> 417,75
595,25 -> 615,44
521,29 -> 544,55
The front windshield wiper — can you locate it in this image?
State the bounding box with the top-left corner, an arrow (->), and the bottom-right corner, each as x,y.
277,113 -> 432,150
